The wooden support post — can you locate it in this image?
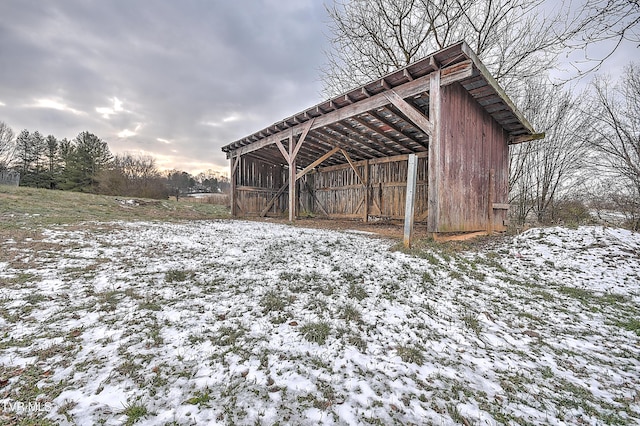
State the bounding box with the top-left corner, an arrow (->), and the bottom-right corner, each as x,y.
288,138 -> 296,221
427,70 -> 441,233
229,156 -> 238,216
404,154 -> 418,248
487,168 -> 495,234
363,159 -> 369,223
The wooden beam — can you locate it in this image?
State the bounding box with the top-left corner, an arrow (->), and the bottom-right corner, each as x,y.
460,43 -> 536,135
260,181 -> 288,217
403,154 -> 418,248
493,203 -> 510,210
317,151 -> 428,173
296,146 -> 340,181
322,124 -> 395,157
289,138 -> 297,221
304,133 -> 362,165
384,90 -> 434,137
291,118 -> 315,161
488,169 -> 495,234
509,132 -> 545,145
403,69 -> 414,81
340,149 -> 366,187
274,139 -> 290,163
363,159 -> 369,223
427,71 -> 441,232
350,116 -> 409,152
227,72 -> 433,158
371,108 -> 426,147
341,117 -> 409,155
303,179 -> 329,216
229,157 -> 237,216
356,194 -> 367,215
439,59 -> 473,86
232,155 -> 240,176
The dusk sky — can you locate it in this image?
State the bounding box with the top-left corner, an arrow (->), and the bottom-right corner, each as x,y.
0,1 -> 636,176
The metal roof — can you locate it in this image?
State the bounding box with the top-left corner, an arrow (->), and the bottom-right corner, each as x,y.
221,41 -> 537,169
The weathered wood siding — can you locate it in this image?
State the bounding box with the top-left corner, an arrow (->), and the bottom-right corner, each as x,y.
434,82 -> 509,232
235,156 -> 288,216
313,154 -> 428,220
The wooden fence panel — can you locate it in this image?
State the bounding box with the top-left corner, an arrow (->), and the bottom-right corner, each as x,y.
314,154 -> 428,221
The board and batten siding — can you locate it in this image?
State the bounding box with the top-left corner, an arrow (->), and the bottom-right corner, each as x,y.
313,154 -> 428,220
434,82 -> 509,232
234,156 -> 288,216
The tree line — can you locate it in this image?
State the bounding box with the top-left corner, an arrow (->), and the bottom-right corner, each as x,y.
0,125 -> 229,200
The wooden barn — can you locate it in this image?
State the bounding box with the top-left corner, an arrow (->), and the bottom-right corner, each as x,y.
221,41 -> 541,239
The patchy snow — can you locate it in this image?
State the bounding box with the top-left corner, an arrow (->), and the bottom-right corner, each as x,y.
0,222 -> 638,425
506,226 -> 640,300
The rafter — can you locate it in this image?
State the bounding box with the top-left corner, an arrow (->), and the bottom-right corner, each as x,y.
349,116 -> 414,153
384,90 -> 433,137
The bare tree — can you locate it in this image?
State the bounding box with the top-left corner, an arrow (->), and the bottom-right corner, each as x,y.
587,63 -> 640,230
0,121 -> 15,170
322,0 -> 640,96
509,79 -> 591,225
322,0 -> 621,96
563,0 -> 640,77
99,153 -> 168,199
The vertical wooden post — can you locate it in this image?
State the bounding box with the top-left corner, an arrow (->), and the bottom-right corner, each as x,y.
487,168 -> 495,234
288,137 -> 296,221
363,159 -> 369,223
404,154 -> 418,248
427,70 -> 441,233
229,156 -> 237,216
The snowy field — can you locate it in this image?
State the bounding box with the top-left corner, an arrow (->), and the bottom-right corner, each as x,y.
0,221 -> 639,425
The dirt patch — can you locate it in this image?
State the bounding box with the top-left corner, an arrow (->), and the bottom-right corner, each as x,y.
239,216 -> 514,252
242,216 -> 431,241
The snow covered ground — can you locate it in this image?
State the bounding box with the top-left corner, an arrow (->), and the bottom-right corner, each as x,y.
0,221 -> 638,425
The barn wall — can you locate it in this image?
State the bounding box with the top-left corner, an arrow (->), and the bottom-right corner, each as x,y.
235,156 -> 288,216
435,82 -> 509,232
314,153 -> 428,220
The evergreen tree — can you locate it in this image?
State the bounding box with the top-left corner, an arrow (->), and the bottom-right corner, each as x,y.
30,131 -> 47,187
45,134 -> 59,188
15,129 -> 32,175
64,131 -> 112,191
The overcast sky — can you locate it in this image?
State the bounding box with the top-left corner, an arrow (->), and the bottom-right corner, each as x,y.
1,1 -> 637,176
0,0 -> 329,175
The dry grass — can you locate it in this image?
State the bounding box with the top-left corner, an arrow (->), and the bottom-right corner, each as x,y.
0,184 -> 230,263
181,193 -> 229,205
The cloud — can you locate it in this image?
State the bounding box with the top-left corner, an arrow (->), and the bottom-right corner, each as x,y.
96,97 -> 125,119
30,98 -> 85,115
117,123 -> 143,138
0,1 -> 329,173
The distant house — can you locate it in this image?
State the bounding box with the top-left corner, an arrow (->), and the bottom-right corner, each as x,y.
221,41 -> 542,236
